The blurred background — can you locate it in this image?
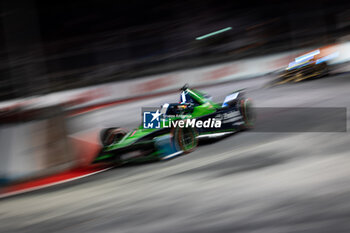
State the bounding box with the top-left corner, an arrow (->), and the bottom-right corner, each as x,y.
1,0 -> 350,100
1,1 -> 350,233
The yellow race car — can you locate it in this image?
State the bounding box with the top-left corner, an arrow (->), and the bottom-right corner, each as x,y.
271,49 -> 330,86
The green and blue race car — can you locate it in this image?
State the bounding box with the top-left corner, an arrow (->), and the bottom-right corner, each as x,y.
93,85 -> 254,165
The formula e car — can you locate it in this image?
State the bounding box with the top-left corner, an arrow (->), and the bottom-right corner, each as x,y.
93,85 -> 254,165
271,49 -> 329,86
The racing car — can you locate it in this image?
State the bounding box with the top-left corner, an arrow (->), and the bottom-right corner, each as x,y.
93,85 -> 254,165
270,49 -> 329,86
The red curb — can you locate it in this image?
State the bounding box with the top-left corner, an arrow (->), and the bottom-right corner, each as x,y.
0,165 -> 111,198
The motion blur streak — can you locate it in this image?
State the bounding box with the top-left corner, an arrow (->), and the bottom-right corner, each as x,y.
196,27 -> 233,40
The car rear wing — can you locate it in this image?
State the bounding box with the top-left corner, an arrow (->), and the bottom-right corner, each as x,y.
222,89 -> 245,107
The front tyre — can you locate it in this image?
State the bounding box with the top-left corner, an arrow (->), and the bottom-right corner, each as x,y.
100,127 -> 129,146
172,124 -> 198,153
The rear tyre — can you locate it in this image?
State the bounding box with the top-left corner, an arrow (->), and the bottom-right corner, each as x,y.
239,98 -> 255,129
172,124 -> 198,153
100,127 -> 129,146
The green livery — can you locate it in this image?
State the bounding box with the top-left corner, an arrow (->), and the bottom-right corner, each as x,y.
93,84 -> 254,165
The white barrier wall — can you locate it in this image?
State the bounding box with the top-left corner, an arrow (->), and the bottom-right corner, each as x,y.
0,107 -> 75,183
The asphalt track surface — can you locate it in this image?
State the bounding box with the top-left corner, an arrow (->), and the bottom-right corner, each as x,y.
1,73 -> 350,233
